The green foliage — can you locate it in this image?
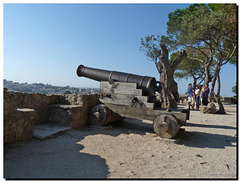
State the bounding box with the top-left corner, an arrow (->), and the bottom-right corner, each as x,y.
231,83 -> 237,103
64,90 -> 72,94
208,4 -> 237,65
140,3 -> 237,89
167,4 -> 237,54
167,4 -> 208,47
232,84 -> 237,95
140,35 -> 162,63
173,57 -> 205,83
165,3 -> 237,88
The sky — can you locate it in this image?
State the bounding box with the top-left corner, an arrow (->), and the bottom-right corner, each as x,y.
3,3 -> 237,97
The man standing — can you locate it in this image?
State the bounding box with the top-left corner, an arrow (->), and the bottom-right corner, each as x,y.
187,83 -> 195,110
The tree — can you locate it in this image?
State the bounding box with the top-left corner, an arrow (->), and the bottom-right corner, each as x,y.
171,51 -> 206,85
64,90 -> 72,94
232,84 -> 237,96
140,38 -> 187,108
165,4 -> 237,114
167,4 -> 215,85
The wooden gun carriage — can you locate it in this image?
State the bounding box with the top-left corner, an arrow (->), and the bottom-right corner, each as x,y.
77,65 -> 189,139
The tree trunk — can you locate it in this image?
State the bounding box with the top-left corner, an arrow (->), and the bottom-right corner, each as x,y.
212,90 -> 226,114
158,68 -> 179,109
216,97 -> 226,114
204,63 -> 211,85
209,74 -> 217,102
217,73 -> 221,97
156,43 -> 187,109
209,64 -> 220,101
216,72 -> 226,114
210,64 -> 226,114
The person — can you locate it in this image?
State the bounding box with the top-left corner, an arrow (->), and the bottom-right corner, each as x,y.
194,85 -> 200,110
192,81 -> 196,107
187,83 -> 195,110
202,84 -> 210,106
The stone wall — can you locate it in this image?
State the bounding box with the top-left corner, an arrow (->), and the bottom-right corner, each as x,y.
4,88 -> 61,125
4,89 -> 100,143
4,88 -> 61,143
61,94 -> 83,105
49,94 -> 100,129
76,94 -> 100,128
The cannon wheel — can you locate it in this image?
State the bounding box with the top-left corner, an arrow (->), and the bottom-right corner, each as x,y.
153,113 -> 180,139
90,104 -> 109,126
90,104 -> 123,126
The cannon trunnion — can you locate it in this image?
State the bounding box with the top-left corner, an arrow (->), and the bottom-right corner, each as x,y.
76,65 -> 189,139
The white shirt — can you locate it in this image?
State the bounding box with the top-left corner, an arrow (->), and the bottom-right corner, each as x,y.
195,88 -> 200,95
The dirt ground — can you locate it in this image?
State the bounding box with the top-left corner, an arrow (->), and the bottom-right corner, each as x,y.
4,103 -> 237,179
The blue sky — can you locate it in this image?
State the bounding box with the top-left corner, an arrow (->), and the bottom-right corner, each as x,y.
3,3 -> 237,96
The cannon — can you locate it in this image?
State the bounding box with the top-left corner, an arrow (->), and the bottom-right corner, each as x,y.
77,65 -> 189,139
77,64 -> 158,97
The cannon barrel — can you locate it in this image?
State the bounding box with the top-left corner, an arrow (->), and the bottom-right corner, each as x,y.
77,65 -> 157,97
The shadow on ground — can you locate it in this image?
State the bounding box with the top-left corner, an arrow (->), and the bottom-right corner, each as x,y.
4,118 -> 153,179
4,136 -> 109,179
5,117 -> 236,179
186,122 -> 236,130
176,130 -> 236,149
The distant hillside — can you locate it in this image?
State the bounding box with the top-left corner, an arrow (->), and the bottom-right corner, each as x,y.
3,79 -> 99,95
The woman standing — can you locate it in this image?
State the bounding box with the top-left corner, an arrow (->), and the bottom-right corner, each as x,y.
202,84 -> 210,106
195,85 -> 200,110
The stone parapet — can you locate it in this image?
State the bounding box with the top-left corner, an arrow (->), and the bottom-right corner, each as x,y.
4,88 -> 61,124
59,94 -> 100,128
4,88 -> 100,143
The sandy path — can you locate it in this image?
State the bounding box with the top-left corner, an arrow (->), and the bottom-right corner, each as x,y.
4,103 -> 237,179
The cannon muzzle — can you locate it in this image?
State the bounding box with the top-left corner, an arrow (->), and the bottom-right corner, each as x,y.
77,65 -> 158,97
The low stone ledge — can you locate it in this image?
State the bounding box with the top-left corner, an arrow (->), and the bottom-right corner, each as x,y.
33,122 -> 72,139
17,108 -> 35,112
4,108 -> 36,143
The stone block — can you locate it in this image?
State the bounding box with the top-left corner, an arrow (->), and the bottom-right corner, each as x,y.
200,102 -> 217,114
4,108 -> 35,143
71,106 -> 84,129
207,102 -> 217,114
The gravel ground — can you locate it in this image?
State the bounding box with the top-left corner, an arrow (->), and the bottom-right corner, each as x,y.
4,103 -> 237,179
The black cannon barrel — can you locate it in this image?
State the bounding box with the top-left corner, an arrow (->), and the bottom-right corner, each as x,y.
77,65 -> 157,97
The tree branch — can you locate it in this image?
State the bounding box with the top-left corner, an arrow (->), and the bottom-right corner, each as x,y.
188,57 -> 205,63
212,38 -> 225,58
198,77 -> 205,85
171,49 -> 187,70
186,45 -> 208,59
159,43 -> 169,60
157,43 -> 171,70
222,45 -> 237,65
